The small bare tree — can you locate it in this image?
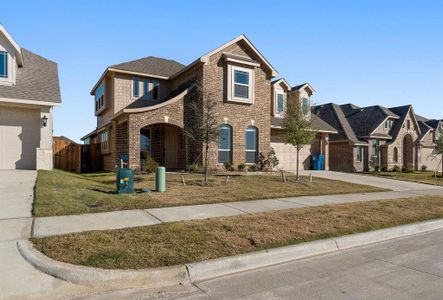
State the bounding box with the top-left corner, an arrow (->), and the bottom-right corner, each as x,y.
184,80 -> 219,183
282,93 -> 316,181
434,134 -> 443,176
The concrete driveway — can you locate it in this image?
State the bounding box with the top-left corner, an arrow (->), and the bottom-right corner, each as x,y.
0,170 -> 86,300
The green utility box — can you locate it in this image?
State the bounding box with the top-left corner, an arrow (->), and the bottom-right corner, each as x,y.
155,166 -> 166,192
116,168 -> 134,194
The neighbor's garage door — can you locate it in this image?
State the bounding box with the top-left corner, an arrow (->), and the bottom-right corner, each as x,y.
0,107 -> 40,169
271,142 -> 312,171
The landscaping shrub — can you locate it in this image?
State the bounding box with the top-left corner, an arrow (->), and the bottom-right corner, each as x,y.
374,165 -> 380,172
186,163 -> 203,173
421,165 -> 427,171
248,164 -> 258,172
391,165 -> 401,172
381,166 -> 388,172
223,162 -> 235,172
141,155 -> 158,173
402,164 -> 414,173
257,148 -> 279,171
237,163 -> 246,172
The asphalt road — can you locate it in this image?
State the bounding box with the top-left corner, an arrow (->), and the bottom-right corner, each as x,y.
84,228 -> 443,300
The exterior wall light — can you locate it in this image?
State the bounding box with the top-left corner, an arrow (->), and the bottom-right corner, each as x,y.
42,116 -> 48,127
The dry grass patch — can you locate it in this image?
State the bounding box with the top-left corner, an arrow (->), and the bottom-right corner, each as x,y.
32,195 -> 443,269
34,170 -> 386,217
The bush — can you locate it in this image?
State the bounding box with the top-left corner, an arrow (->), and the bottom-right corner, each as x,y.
374,165 -> 380,172
421,165 -> 427,171
142,155 -> 158,173
237,163 -> 246,172
186,163 -> 203,173
391,165 -> 401,172
257,148 -> 279,171
223,162 -> 235,172
248,164 -> 258,172
381,166 -> 388,172
402,164 -> 414,173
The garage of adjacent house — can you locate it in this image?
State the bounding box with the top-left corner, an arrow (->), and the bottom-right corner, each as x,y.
0,106 -> 41,169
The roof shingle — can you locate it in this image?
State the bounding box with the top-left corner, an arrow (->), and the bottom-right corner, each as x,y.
109,56 -> 185,77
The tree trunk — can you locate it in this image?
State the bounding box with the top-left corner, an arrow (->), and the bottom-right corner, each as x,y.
441,155 -> 443,177
204,143 -> 209,183
296,148 -> 300,181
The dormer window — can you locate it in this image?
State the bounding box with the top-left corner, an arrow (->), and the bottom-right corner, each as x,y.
301,97 -> 310,114
0,51 -> 7,78
275,92 -> 285,116
227,65 -> 254,103
384,119 -> 393,129
95,81 -> 105,112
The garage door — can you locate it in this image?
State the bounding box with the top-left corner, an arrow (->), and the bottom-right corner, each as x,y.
271,142 -> 312,171
0,107 -> 40,169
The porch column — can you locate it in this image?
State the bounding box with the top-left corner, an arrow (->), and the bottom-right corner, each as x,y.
128,117 -> 141,170
322,133 -> 330,171
36,106 -> 53,170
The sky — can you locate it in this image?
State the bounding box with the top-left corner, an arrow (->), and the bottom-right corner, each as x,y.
1,0 -> 442,142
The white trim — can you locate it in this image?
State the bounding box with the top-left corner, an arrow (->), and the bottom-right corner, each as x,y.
292,83 -> 316,95
0,97 -> 60,107
227,65 -> 254,104
274,89 -> 285,117
200,34 -> 278,77
224,56 -> 260,68
0,24 -> 23,66
272,78 -> 291,90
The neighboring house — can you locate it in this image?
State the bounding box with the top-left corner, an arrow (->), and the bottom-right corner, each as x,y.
0,25 -> 61,170
415,115 -> 443,172
82,35 -> 336,171
314,103 -> 442,172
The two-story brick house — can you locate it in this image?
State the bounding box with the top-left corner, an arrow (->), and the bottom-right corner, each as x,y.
82,35 -> 336,171
314,102 -> 442,172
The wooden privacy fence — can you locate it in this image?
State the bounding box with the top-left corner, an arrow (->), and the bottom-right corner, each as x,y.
53,136 -> 82,173
53,136 -> 102,173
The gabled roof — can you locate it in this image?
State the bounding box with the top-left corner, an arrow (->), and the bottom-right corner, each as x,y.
425,119 -> 442,129
313,103 -> 366,145
340,103 -> 361,117
417,120 -> 433,141
271,78 -> 291,89
291,83 -> 315,95
270,114 -> 338,134
0,24 -> 23,66
388,105 -> 421,141
109,56 -> 185,78
415,114 -> 429,123
346,105 -> 399,138
0,49 -> 61,104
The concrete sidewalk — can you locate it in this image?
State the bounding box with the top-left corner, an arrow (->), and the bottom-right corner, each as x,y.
34,183 -> 443,238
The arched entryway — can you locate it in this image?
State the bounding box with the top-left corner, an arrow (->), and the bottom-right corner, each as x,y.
402,134 -> 414,168
140,123 -> 186,171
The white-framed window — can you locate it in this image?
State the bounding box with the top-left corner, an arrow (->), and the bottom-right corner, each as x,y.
355,146 -> 363,162
95,81 -> 105,112
100,131 -> 110,154
301,97 -> 310,115
218,124 -> 232,164
228,65 -> 254,103
141,79 -> 160,100
384,119 -> 393,129
275,91 -> 285,116
0,51 -> 8,78
245,126 -> 258,164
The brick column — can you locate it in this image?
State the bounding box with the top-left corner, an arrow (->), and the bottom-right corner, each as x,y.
322,133 -> 330,171
128,117 -> 141,170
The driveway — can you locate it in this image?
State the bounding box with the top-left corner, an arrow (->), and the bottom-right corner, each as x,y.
299,170 -> 443,191
0,170 -> 86,300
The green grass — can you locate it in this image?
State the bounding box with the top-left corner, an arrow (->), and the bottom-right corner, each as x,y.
34,169 -> 386,217
32,195 -> 443,269
367,171 -> 443,186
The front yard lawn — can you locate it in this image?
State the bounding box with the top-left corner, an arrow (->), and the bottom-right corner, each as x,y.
367,171 -> 443,187
32,195 -> 443,269
34,170 -> 386,217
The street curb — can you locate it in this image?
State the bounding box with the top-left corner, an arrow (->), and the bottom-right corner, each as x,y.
19,219 -> 443,287
16,240 -> 189,288
185,218 -> 443,282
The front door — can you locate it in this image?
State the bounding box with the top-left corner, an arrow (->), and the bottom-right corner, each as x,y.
164,125 -> 178,169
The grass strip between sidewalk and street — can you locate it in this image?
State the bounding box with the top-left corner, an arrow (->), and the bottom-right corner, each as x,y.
365,171 -> 443,187
34,169 -> 386,217
32,195 -> 443,270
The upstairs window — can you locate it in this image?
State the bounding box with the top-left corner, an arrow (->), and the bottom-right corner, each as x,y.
407,120 -> 411,130
152,80 -> 159,100
276,92 -> 285,115
301,97 -> 310,114
0,51 -> 8,78
218,124 -> 232,164
245,126 -> 258,164
133,79 -> 139,97
228,65 -> 254,103
143,80 -> 149,97
384,119 -> 393,129
95,82 -> 105,112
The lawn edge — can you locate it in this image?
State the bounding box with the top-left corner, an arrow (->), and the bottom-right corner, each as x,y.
20,218 -> 443,286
